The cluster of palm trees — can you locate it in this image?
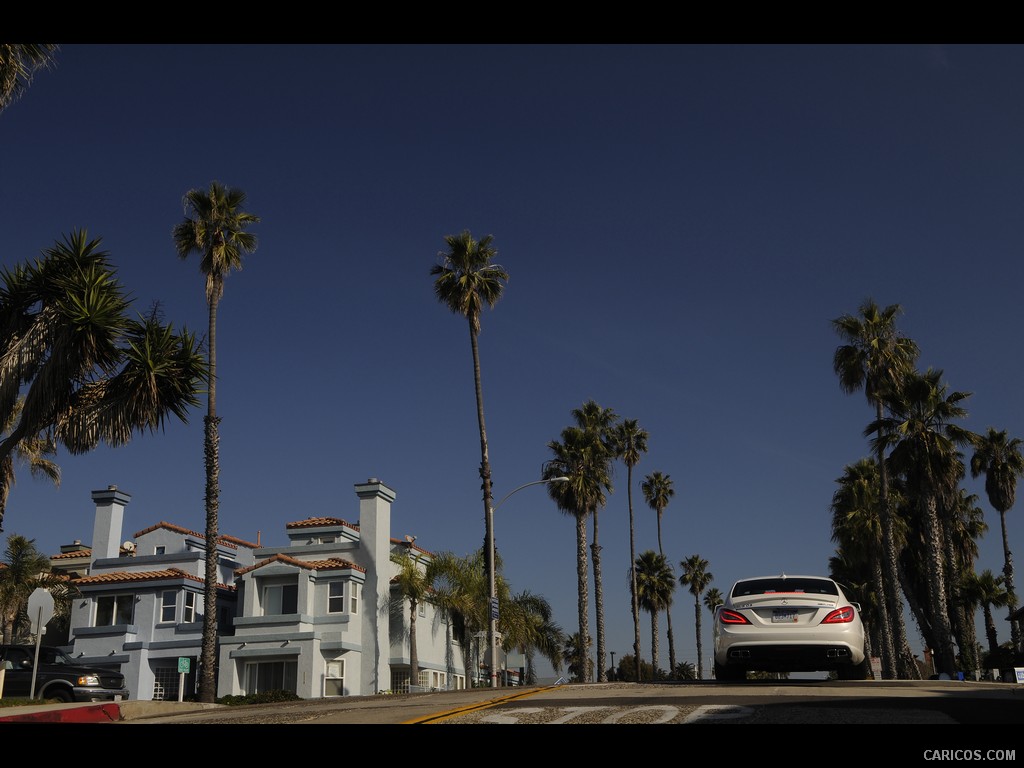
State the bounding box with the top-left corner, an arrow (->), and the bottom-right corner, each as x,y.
430,229 -> 727,683
390,545 -> 564,687
831,299 -> 1023,679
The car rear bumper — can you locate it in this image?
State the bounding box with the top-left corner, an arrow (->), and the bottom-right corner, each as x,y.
716,642 -> 865,671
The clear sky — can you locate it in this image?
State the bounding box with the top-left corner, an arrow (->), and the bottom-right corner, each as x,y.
2,44 -> 1022,679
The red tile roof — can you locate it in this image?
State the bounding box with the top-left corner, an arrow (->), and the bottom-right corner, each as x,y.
131,521 -> 259,549
235,554 -> 365,577
73,567 -> 232,590
285,517 -> 359,532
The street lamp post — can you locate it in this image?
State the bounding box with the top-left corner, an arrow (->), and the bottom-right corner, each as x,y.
610,651 -> 616,680
487,476 -> 569,688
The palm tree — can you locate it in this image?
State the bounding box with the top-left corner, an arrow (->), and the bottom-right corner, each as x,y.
544,423 -> 610,683
0,231 -> 209,531
430,230 -> 509,673
0,44 -> 58,114
613,418 -> 648,683
634,549 -> 674,679
425,549 -> 488,685
391,547 -> 431,689
0,398 -> 60,519
642,471 -> 678,675
962,569 -> 1009,658
173,181 -> 259,702
0,534 -> 75,644
970,427 -> 1024,652
561,633 -> 587,682
679,554 -> 713,679
833,298 -> 920,679
830,457 -> 906,663
571,400 -> 618,681
502,590 -> 565,684
703,587 -> 723,615
876,367 -> 974,677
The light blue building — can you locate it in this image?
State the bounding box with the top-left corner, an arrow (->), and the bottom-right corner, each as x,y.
57,479 -> 466,701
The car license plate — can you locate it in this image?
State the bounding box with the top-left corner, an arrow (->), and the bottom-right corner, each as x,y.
772,609 -> 797,623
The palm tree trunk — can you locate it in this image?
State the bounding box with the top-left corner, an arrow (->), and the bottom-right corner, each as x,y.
999,510 -> 1021,651
592,506 -> 606,682
627,467 -> 642,683
875,400 -> 916,679
666,605 -> 677,678
694,598 -> 704,680
199,293 -> 221,703
922,495 -> 957,675
575,512 -> 591,683
650,611 -> 659,678
409,601 -> 419,688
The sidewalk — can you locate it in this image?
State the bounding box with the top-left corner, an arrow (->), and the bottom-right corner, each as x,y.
0,699 -> 221,723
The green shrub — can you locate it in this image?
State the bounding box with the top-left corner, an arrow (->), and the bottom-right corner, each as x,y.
216,689 -> 302,706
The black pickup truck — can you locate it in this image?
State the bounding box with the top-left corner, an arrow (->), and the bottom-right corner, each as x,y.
0,644 -> 130,702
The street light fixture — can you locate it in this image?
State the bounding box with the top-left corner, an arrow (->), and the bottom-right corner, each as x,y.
486,476 -> 569,688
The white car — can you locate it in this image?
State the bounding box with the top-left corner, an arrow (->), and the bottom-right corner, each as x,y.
713,574 -> 868,681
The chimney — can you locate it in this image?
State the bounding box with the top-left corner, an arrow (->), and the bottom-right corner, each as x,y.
353,477 -> 396,693
90,486 -> 132,562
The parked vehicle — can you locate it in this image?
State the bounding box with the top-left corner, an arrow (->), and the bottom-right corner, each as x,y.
0,644 -> 130,702
713,574 -> 868,681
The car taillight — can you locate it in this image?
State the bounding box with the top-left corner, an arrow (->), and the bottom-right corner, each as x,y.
718,609 -> 751,625
822,606 -> 856,624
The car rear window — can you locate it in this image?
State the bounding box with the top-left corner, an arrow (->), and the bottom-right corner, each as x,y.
732,578 -> 838,597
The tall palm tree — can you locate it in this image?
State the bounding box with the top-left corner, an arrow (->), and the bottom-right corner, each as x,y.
614,418 -> 648,683
571,400 -> 617,682
0,231 -> 208,531
970,427 -> 1024,652
634,550 -> 674,679
679,554 -> 712,679
544,423 -> 610,683
0,44 -> 58,114
833,298 -> 920,679
642,471 -> 678,675
173,181 -> 259,702
391,548 -> 431,689
876,367 -> 974,677
430,230 -> 509,673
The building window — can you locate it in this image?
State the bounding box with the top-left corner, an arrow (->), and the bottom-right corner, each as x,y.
154,546 -> 166,555
245,660 -> 297,695
328,581 -> 344,614
263,583 -> 298,615
418,601 -> 426,618
160,591 -> 176,622
95,594 -> 134,626
325,658 -> 345,697
183,592 -> 196,623
350,583 -> 359,614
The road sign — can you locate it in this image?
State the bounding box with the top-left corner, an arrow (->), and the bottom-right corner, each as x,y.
27,588 -> 54,635
178,657 -> 191,674
490,596 -> 499,620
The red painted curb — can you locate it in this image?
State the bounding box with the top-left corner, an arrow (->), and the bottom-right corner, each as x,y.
0,703 -> 121,723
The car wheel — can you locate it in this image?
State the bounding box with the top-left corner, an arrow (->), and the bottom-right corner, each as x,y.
47,687 -> 74,703
714,661 -> 745,682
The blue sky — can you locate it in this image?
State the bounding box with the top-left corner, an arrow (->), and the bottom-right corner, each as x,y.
2,44 -> 1023,677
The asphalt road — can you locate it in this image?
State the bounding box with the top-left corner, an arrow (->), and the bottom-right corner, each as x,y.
116,678 -> 1024,728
